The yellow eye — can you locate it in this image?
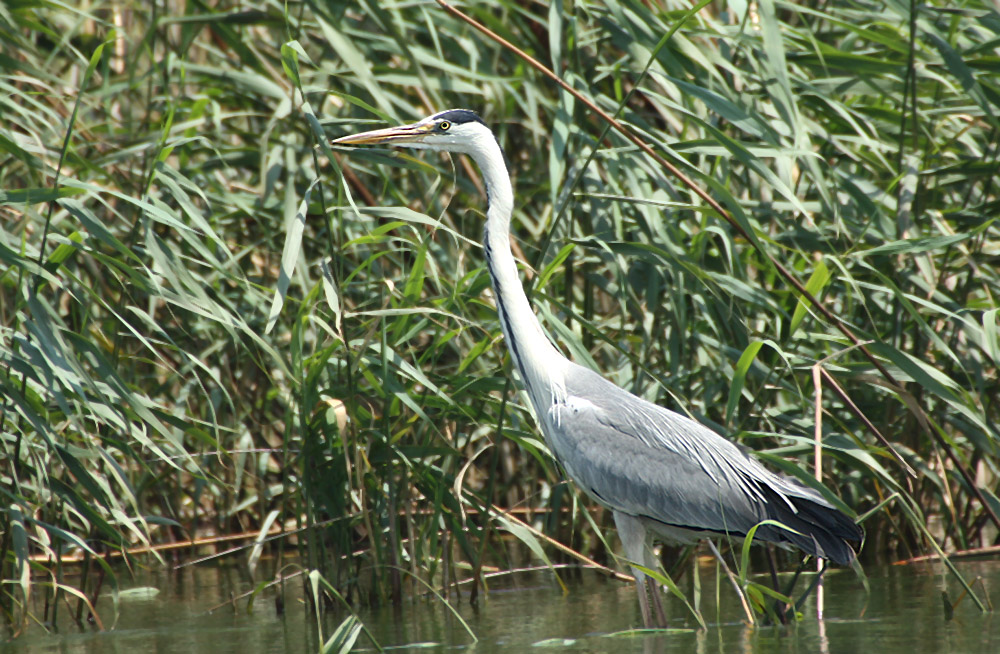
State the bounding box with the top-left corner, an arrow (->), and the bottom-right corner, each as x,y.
439,121 -> 451,131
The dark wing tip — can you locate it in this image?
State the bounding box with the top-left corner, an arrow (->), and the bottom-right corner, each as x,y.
760,487 -> 863,565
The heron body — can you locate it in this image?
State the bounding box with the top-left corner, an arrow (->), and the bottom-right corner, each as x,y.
333,109 -> 861,626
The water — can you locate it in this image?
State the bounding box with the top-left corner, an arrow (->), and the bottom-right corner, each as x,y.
6,559 -> 1000,653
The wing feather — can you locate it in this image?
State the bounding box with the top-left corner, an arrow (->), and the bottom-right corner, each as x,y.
544,364 -> 860,562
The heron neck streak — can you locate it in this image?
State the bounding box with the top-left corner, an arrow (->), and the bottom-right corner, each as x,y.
467,135 -> 567,413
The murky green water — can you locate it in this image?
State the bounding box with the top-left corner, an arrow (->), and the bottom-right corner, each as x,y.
7,559 -> 1000,653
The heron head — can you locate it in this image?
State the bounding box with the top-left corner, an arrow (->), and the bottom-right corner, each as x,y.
331,109 -> 491,155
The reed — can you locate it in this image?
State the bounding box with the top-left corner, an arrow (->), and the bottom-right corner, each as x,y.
2,0 -> 998,635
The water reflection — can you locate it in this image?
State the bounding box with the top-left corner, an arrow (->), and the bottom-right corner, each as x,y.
5,560 -> 999,653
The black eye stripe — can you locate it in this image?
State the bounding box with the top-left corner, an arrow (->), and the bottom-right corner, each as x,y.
432,109 -> 484,126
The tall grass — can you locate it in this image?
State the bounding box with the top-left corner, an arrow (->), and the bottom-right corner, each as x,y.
2,0 -> 998,636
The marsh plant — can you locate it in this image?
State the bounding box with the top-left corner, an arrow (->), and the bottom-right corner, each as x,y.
2,0 -> 998,636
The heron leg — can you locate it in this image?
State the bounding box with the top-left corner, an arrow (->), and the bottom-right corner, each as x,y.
646,575 -> 668,627
635,573 -> 653,628
613,511 -> 666,628
766,544 -> 788,625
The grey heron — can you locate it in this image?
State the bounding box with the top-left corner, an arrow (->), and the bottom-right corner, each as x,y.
332,109 -> 862,627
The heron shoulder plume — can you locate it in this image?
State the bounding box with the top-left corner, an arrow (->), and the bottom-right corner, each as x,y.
332,109 -> 862,628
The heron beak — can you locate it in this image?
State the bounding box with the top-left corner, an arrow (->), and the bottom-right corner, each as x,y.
331,121 -> 433,146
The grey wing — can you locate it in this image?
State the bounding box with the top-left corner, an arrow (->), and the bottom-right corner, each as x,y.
546,364 -> 860,563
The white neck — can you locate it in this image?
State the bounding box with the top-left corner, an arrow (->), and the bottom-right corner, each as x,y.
463,132 -> 568,413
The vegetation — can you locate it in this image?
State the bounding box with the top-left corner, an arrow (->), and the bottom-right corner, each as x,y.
2,0 -> 998,638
